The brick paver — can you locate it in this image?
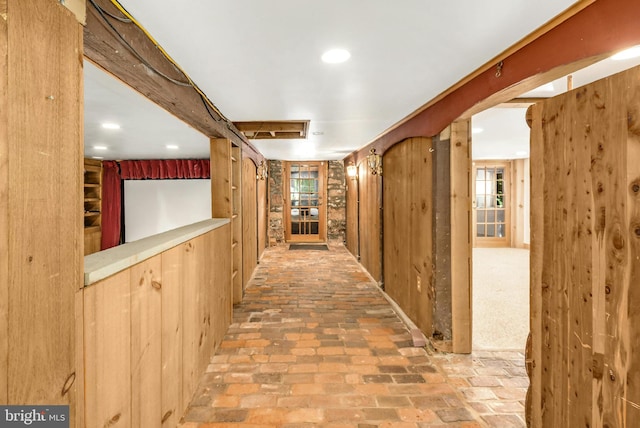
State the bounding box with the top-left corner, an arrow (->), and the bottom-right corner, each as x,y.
180,244 -> 526,427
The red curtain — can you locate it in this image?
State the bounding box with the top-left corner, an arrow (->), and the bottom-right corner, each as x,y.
119,159 -> 210,180
101,161 -> 122,250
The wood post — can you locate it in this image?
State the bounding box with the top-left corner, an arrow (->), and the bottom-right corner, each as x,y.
450,120 -> 472,354
0,1 -> 83,423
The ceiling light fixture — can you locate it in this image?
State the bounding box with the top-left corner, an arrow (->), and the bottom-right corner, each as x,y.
321,48 -> 351,64
611,45 -> 640,60
92,156 -> 104,160
101,122 -> 121,130
166,144 -> 179,150
472,127 -> 484,134
93,145 -> 108,150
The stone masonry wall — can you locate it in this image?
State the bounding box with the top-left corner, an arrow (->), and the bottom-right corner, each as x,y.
268,160 -> 346,243
268,160 -> 285,243
327,160 -> 347,242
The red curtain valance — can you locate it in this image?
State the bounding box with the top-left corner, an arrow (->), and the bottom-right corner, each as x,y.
119,159 -> 210,180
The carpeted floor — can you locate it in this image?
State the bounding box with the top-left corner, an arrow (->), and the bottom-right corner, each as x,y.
473,248 -> 530,351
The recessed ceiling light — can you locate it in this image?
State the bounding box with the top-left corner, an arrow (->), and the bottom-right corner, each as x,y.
611,45 -> 640,60
472,127 -> 484,134
93,145 -> 108,150
321,48 -> 351,64
101,122 -> 121,130
166,144 -> 179,150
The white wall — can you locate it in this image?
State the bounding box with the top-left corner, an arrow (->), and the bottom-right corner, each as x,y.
124,179 -> 211,242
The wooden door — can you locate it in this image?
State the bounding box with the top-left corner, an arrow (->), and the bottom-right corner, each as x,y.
284,162 -> 327,242
529,65 -> 640,428
472,161 -> 510,247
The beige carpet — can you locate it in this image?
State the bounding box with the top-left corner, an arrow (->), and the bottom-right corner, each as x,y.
472,247 -> 530,351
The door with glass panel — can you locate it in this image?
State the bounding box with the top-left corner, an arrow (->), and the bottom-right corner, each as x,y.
284,162 -> 327,242
472,162 -> 510,247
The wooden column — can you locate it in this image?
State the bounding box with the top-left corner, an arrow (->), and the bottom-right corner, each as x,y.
450,120 -> 472,354
0,0 -> 83,420
431,131 -> 452,341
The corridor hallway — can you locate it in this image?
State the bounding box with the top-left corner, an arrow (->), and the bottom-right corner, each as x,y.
179,244 -> 527,427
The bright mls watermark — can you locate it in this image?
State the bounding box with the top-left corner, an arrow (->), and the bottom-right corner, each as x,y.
0,406 -> 68,427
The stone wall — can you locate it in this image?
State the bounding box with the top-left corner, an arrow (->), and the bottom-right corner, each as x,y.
268,160 -> 285,243
327,160 -> 346,242
267,160 -> 346,243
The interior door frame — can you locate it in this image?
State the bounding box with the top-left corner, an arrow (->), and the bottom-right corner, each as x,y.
283,161 -> 327,243
472,160 -> 512,248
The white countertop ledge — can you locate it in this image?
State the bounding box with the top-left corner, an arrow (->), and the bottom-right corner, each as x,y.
84,218 -> 230,286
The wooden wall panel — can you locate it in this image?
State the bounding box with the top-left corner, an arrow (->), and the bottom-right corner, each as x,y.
181,234 -> 204,410
257,175 -> 268,259
83,225 -> 232,427
243,158 -> 258,287
211,224 -> 233,347
160,245 -> 183,427
232,147 -> 243,302
358,164 -> 382,282
0,0 -> 8,404
512,159 -> 527,248
383,137 -> 434,336
3,0 -> 83,414
84,270 -> 132,428
345,167 -> 359,258
211,138 -> 232,218
530,65 -> 640,427
130,257 -> 162,427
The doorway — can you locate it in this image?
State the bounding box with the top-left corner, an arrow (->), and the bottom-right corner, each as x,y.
472,161 -> 511,247
470,111 -> 531,351
284,161 -> 327,242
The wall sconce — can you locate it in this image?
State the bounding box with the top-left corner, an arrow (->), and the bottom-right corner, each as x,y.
256,160 -> 268,180
367,148 -> 382,175
346,163 -> 358,180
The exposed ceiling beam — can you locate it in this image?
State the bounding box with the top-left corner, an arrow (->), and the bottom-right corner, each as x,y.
496,97 -> 548,108
234,120 -> 310,140
83,0 -> 262,163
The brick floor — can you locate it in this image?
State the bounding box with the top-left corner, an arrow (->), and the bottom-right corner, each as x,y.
179,244 -> 528,428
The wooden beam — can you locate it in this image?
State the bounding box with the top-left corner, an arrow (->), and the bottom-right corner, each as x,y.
234,121 -> 308,133
349,0 -> 640,163
496,97 -> 547,108
83,0 -> 263,164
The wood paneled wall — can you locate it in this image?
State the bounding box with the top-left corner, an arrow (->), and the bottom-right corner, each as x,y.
257,174 -> 268,259
529,65 -> 640,427
83,225 -> 232,428
242,158 -> 258,288
357,164 -> 382,282
0,0 -> 83,420
345,169 -> 359,258
383,137 -> 434,335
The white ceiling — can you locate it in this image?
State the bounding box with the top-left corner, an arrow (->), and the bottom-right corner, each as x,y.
471,53 -> 640,160
84,1 -> 638,161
